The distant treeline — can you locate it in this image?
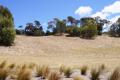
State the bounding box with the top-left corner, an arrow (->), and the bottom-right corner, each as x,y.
0,5 -> 120,46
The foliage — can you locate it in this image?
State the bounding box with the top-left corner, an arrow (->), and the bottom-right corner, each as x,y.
80,25 -> 97,39
25,21 -> 44,36
0,28 -> 15,46
109,18 -> 120,37
0,5 -> 15,46
66,26 -> 80,37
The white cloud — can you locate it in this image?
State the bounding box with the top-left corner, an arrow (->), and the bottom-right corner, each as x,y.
91,1 -> 120,19
91,12 -> 109,19
75,6 -> 92,16
110,15 -> 120,23
102,1 -> 120,14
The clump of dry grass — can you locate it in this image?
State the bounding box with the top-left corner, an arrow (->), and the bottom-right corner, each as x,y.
17,68 -> 31,80
59,65 -> 72,78
36,65 -> 50,78
59,65 -> 66,74
28,63 -> 36,70
80,65 -> 88,75
98,64 -> 106,74
109,68 -> 120,80
8,63 -> 15,69
0,61 -> 7,68
91,68 -> 100,80
63,67 -> 72,78
0,68 -> 9,80
48,72 -> 60,80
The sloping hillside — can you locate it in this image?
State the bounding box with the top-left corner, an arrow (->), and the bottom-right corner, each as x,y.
0,35 -> 120,69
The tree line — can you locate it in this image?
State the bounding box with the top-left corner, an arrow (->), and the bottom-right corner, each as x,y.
0,5 -> 120,46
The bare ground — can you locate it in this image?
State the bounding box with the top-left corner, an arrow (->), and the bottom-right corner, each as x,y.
0,35 -> 120,69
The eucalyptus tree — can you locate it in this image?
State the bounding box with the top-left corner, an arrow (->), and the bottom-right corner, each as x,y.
109,18 -> 120,37
95,16 -> 110,35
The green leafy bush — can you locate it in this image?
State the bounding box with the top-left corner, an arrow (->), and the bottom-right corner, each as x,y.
0,5 -> 15,46
66,26 -> 80,37
80,25 -> 97,39
0,28 -> 15,46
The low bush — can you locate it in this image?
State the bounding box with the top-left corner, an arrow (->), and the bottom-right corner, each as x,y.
0,28 -> 15,46
80,25 -> 97,39
66,26 -> 80,37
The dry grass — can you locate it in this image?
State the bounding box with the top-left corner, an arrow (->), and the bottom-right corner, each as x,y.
0,35 -> 120,69
0,61 -> 7,69
48,72 -> 60,80
109,68 -> 120,80
73,76 -> 83,80
0,68 -> 9,80
91,68 -> 100,80
17,68 -> 31,80
36,65 -> 50,78
80,65 -> 88,75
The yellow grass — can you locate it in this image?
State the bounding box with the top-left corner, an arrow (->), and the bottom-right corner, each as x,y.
0,35 -> 120,69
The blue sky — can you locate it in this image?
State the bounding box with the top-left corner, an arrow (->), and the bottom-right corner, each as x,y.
0,0 -> 120,30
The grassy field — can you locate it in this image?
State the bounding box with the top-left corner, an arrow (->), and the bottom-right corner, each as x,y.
0,35 -> 120,69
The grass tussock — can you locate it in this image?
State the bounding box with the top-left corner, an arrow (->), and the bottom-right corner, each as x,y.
59,65 -> 66,74
0,61 -> 7,68
48,72 -> 60,80
28,63 -> 36,70
36,65 -> 50,78
59,65 -> 72,78
63,67 -> 72,78
80,65 -> 88,75
17,68 -> 31,80
0,68 -> 9,80
91,68 -> 100,80
109,68 -> 120,80
8,63 -> 15,69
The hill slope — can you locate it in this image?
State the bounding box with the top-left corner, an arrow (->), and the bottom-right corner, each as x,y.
0,35 -> 120,68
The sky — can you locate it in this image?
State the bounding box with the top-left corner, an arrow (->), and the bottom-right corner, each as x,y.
0,0 -> 120,30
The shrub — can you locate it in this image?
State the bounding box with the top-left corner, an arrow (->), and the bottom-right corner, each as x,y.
48,72 -> 60,80
80,25 -> 97,39
0,5 -> 15,46
80,65 -> 88,75
109,68 -> 120,80
66,26 -> 80,37
0,28 -> 15,46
